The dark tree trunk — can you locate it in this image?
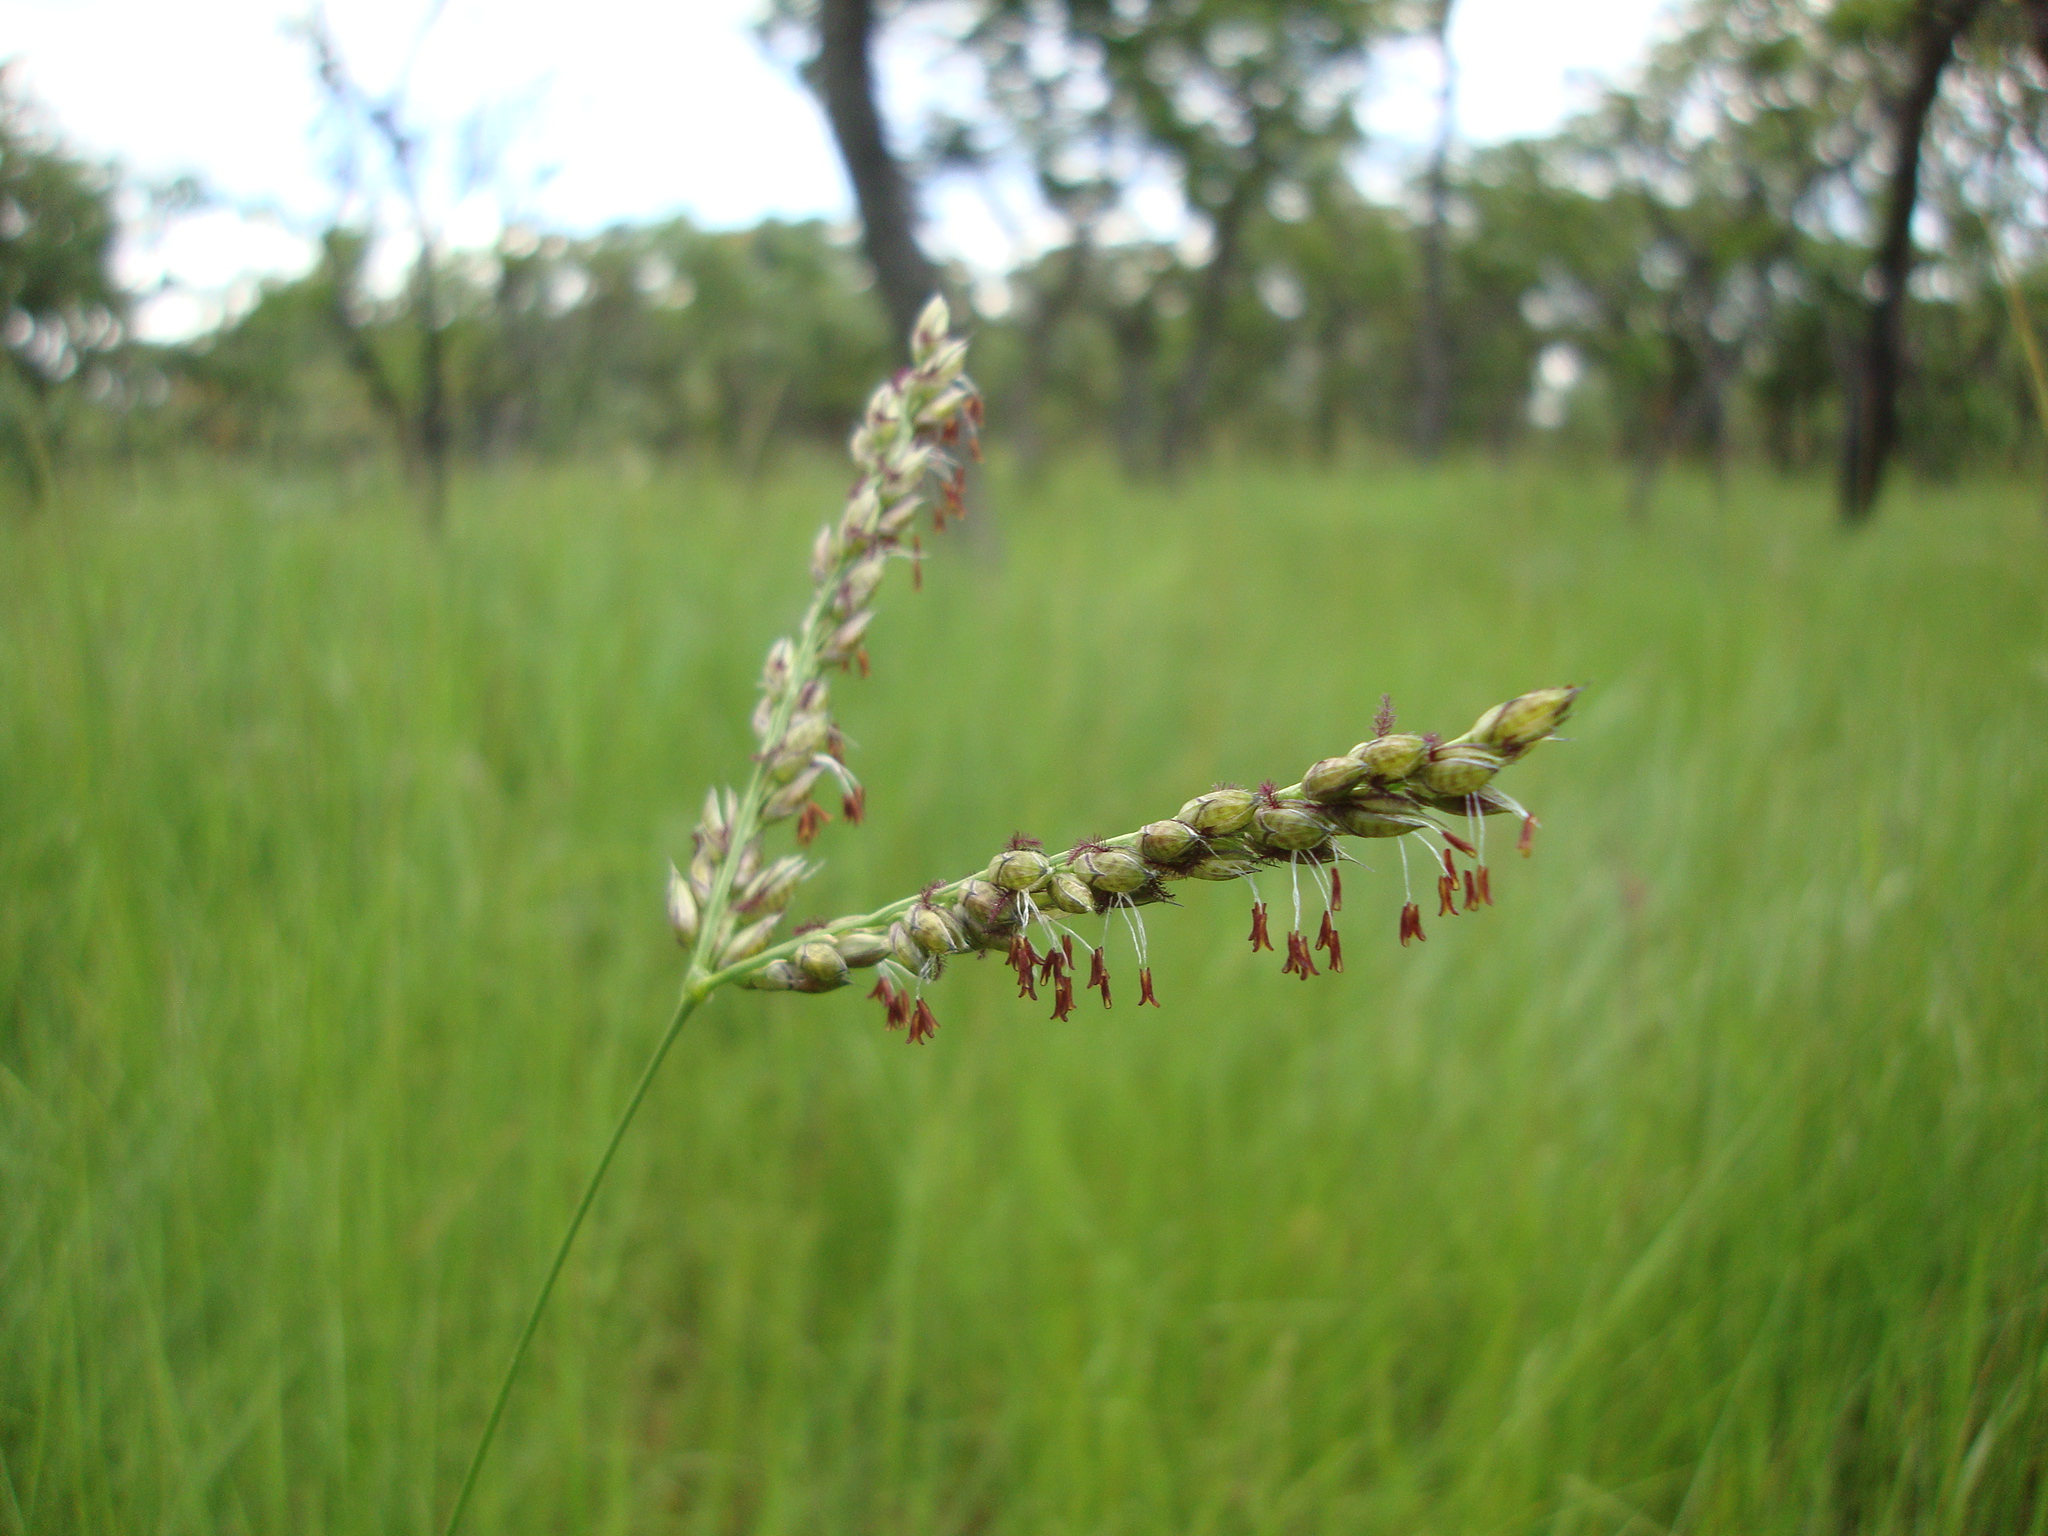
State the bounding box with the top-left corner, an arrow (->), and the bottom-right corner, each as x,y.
2,355 -> 58,506
321,232 -> 415,471
1312,307 -> 1347,463
1839,0 -> 1986,524
1160,174 -> 1258,477
413,245 -> 450,530
1109,302 -> 1159,480
815,0 -> 944,348
2017,0 -> 2048,72
1413,0 -> 1457,459
303,23 -> 452,530
1015,235 -> 1093,477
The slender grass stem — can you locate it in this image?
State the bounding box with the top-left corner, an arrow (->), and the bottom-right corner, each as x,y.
1992,248 -> 2048,454
440,980 -> 712,1536
441,311 -> 970,1532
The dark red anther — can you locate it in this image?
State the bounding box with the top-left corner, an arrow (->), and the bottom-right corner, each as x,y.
1400,902 -> 1426,946
1061,933 -> 1075,968
1519,816 -> 1538,857
870,978 -> 911,1030
1437,873 -> 1459,917
1008,935 -> 1039,1000
868,977 -> 901,1028
1444,829 -> 1479,858
1139,967 -> 1159,1006
1281,931 -> 1319,979
795,802 -> 831,845
1441,847 -> 1457,880
1329,867 -> 1343,912
908,999 -> 938,1044
1476,866 -> 1494,905
1038,945 -> 1062,983
912,536 -> 924,591
1328,926 -> 1344,972
1463,870 -> 1479,910
1315,911 -> 1344,973
1088,947 -> 1111,1007
1052,974 -> 1076,1021
1011,946 -> 1040,1003
842,785 -> 866,824
1248,901 -> 1273,953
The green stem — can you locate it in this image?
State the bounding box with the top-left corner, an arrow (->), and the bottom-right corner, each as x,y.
700,776 -> 1327,992
441,980 -> 712,1536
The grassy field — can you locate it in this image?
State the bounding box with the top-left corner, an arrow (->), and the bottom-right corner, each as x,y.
2,452 -> 2045,1535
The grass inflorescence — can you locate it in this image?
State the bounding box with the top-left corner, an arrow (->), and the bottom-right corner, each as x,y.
669,307 -> 1577,1055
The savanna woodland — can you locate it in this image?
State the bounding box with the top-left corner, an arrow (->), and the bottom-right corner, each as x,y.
3,0 -> 2046,1531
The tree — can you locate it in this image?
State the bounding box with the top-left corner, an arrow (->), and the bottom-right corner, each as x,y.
0,70 -> 124,503
1839,0 -> 1989,522
771,0 -> 948,348
1411,0 -> 1456,458
969,0 -> 1386,473
298,12 -> 474,527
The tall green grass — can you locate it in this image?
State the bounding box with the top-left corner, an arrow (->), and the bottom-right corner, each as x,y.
3,456 -> 2044,1534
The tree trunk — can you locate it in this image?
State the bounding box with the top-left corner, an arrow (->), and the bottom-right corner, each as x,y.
1839,0 -> 1986,524
1160,173 -> 1258,477
1,356 -> 58,507
2017,0 -> 2048,72
321,231 -> 418,481
814,0 -> 944,348
1413,0 -> 1457,459
1015,235 -> 1093,478
1312,307 -> 1347,463
413,244 -> 450,530
1109,302 -> 1159,480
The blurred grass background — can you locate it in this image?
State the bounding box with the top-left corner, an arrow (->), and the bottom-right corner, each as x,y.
2,458 -> 2045,1534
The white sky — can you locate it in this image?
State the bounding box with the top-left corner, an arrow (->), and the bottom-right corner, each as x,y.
5,0 -> 1678,338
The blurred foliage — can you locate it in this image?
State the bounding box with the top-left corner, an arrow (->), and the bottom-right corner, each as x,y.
5,0 -> 2048,497
172,217 -> 894,473
0,66 -> 127,498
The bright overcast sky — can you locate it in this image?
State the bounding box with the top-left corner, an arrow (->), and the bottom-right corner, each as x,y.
7,0 -> 1678,337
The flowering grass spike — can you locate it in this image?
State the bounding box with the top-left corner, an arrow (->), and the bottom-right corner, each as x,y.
662,305 -> 1580,1035
442,299 -> 1578,1536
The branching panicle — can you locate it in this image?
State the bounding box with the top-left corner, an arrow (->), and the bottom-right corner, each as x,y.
672,309 -> 1583,1037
